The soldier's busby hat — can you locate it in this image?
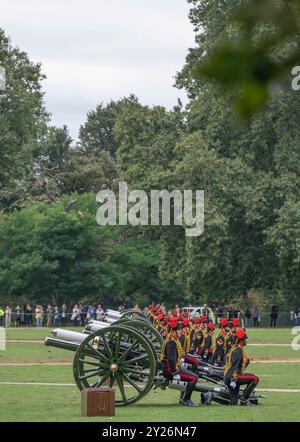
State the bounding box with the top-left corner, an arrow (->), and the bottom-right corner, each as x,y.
231,318 -> 239,327
235,328 -> 246,340
220,318 -> 228,327
169,317 -> 179,331
182,318 -> 189,327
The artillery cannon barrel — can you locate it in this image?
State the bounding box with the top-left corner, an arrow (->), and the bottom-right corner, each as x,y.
105,317 -> 117,324
51,329 -> 87,343
155,377 -> 228,395
106,309 -> 122,319
86,320 -> 111,331
169,380 -> 227,395
86,322 -> 109,332
89,320 -> 109,326
44,337 -> 79,352
46,332 -> 147,360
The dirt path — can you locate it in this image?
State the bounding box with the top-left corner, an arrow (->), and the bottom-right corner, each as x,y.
4,340 -> 46,344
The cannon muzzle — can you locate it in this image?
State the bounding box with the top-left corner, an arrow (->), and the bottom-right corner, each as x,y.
44,337 -> 79,352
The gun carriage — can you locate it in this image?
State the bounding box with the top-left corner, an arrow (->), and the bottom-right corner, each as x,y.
45,310 -> 263,407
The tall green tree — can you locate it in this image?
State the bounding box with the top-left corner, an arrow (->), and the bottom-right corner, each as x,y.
78,95 -> 139,159
170,0 -> 300,305
0,29 -> 48,209
0,194 -> 182,306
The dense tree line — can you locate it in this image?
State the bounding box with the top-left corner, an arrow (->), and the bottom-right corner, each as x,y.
0,0 -> 299,308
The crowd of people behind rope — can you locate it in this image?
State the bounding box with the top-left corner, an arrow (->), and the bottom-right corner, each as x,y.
149,304 -> 260,407
0,301 -> 297,328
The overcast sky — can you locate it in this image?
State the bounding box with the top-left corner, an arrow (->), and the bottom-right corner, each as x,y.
1,0 -> 194,139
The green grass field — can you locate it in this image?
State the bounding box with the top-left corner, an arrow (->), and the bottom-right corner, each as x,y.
0,362 -> 299,389
0,327 -> 299,422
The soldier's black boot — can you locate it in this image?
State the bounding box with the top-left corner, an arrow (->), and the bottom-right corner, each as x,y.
180,383 -> 199,407
203,392 -> 232,406
179,391 -> 184,403
241,380 -> 256,401
240,399 -> 255,406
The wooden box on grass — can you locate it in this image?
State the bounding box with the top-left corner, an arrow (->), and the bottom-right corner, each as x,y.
81,388 -> 115,417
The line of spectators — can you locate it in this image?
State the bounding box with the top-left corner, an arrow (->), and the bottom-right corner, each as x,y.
0,301 -> 293,328
214,304 -> 281,328
0,303 -> 106,328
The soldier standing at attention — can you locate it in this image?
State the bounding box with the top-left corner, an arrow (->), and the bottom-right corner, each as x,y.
160,317 -> 199,407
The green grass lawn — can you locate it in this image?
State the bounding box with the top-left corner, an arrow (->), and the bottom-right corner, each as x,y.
246,328 -> 294,344
2,341 -> 299,364
247,345 -> 299,359
0,362 -> 299,389
0,385 -> 299,422
5,327 -> 80,341
0,342 -> 74,363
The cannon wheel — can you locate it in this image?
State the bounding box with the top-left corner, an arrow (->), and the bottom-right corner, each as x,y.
121,309 -> 148,321
73,325 -> 157,407
114,318 -> 163,354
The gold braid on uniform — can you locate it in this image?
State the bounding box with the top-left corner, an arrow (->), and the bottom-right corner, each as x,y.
224,344 -> 248,378
200,328 -> 208,349
183,329 -> 191,354
225,331 -> 231,343
241,346 -> 248,373
217,329 -> 226,340
212,335 -> 217,353
160,333 -> 185,367
200,328 -> 214,356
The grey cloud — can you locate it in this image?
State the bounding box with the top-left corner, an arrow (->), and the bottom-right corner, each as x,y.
1,0 -> 194,138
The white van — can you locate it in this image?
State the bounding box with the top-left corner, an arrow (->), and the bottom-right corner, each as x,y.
181,306 -> 216,324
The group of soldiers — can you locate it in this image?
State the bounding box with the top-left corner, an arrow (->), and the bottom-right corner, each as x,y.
148,305 -> 260,407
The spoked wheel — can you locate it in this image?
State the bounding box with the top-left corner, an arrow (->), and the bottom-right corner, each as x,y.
73,326 -> 157,406
115,319 -> 163,355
